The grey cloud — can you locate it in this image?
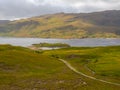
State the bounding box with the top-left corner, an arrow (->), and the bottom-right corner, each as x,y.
0,0 -> 120,20
62,0 -> 119,3
62,0 -> 120,12
0,0 -> 72,20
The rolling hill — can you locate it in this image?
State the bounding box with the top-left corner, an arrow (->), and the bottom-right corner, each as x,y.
0,45 -> 120,90
0,10 -> 120,38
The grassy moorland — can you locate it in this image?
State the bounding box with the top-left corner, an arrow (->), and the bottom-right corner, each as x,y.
0,45 -> 120,90
44,46 -> 120,84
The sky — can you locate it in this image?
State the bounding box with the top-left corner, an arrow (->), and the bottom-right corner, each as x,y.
0,0 -> 120,20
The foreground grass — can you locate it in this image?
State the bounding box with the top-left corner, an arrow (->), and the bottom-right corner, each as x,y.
43,46 -> 120,84
0,45 -> 120,90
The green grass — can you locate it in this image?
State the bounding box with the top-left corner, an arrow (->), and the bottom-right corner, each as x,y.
0,45 -> 120,90
43,46 -> 120,83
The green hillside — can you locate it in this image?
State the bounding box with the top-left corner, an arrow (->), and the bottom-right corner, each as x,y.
0,45 -> 120,90
45,46 -> 120,83
0,10 -> 120,38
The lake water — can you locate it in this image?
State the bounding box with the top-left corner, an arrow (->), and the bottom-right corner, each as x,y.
0,37 -> 120,47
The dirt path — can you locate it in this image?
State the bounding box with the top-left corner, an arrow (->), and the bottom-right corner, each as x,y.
59,59 -> 120,86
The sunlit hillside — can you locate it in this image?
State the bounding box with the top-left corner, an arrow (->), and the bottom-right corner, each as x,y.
0,10 -> 120,38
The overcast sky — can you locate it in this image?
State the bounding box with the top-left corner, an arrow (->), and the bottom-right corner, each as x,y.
0,0 -> 120,20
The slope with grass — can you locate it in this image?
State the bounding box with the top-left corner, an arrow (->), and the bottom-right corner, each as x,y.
0,45 -> 120,90
44,46 -> 120,84
0,10 -> 120,38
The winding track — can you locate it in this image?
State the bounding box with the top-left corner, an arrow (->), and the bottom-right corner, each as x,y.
59,59 -> 120,86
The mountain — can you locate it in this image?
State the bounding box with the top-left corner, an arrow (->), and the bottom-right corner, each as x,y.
0,10 -> 120,38
0,20 -> 9,25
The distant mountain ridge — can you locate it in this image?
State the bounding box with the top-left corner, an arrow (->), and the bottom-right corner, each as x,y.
0,10 -> 120,38
0,20 -> 9,25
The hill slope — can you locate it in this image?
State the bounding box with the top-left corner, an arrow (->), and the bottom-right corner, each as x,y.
0,10 -> 120,38
0,45 -> 120,89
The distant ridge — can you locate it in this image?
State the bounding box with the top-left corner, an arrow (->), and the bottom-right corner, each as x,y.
0,20 -> 9,25
0,10 -> 120,38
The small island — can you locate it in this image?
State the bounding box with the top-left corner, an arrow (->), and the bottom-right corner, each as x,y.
29,43 -> 70,50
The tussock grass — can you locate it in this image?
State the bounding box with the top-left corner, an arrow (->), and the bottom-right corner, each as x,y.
0,45 -> 120,90
44,46 -> 120,83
